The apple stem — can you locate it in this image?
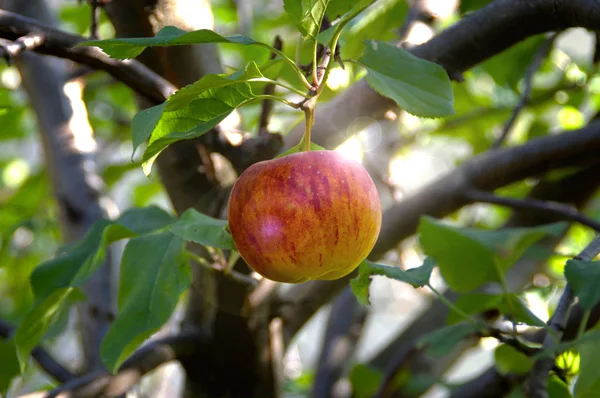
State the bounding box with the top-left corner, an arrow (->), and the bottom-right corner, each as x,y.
303,107 -> 314,152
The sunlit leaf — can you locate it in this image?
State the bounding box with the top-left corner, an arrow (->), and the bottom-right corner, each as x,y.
360,41 -> 454,118
494,344 -> 533,375
351,258 -> 435,305
565,259 -> 600,311
170,208 -> 235,250
419,217 -> 565,292
79,26 -> 258,59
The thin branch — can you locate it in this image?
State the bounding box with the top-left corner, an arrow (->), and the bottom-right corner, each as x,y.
0,32 -> 44,64
526,235 -> 600,398
257,35 -> 282,136
45,330 -> 203,398
0,320 -> 75,384
453,298 -> 600,398
88,0 -> 106,40
492,33 -> 558,148
465,188 -> 600,232
0,9 -> 176,104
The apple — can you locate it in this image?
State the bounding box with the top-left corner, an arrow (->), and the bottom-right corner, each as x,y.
227,150 -> 382,283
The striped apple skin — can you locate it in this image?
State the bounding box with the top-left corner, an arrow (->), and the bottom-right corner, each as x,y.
227,150 -> 381,283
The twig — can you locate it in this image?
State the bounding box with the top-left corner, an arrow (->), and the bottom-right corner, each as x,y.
0,320 -> 75,383
526,235 -> 600,398
187,251 -> 258,287
257,36 -> 282,136
0,32 -> 44,65
465,188 -> 600,232
88,0 -> 104,40
45,330 -> 203,398
492,33 -> 558,148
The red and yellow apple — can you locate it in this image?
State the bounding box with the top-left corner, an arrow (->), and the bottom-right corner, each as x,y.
227,150 -> 382,283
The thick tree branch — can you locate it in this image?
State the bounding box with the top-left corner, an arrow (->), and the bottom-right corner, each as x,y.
526,236 -> 600,398
45,331 -> 202,398
0,32 -> 44,64
0,9 -> 175,104
0,320 -> 74,383
285,0 -> 600,150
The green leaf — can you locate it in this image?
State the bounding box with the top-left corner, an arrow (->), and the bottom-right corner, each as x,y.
480,35 -> 547,90
0,340 -> 19,395
284,0 -> 330,40
166,61 -> 266,111
565,259 -> 600,311
326,0 -> 356,18
101,232 -> 190,372
79,26 -> 258,60
13,207 -> 174,371
348,364 -> 383,398
30,220 -> 117,302
351,258 -> 435,305
417,322 -> 485,357
32,207 -> 174,306
14,288 -> 73,372
418,217 -> 564,292
446,293 -> 503,325
170,209 -> 234,250
548,376 -> 572,398
43,288 -> 86,340
135,63 -> 263,175
494,344 -> 533,375
574,338 -> 600,398
330,0 -> 407,59
115,205 -> 175,235
141,113 -> 230,176
131,103 -> 166,157
360,41 -> 454,118
498,294 -> 546,327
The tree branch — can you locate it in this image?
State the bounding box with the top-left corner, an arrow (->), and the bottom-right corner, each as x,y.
45,331 -> 202,398
465,188 -> 600,232
491,33 -> 558,148
284,0 -> 600,151
0,320 -> 74,384
0,31 -> 44,64
526,235 -> 600,398
0,9 -> 176,104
